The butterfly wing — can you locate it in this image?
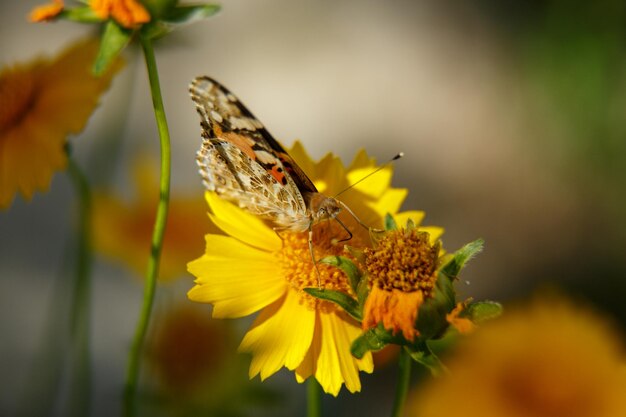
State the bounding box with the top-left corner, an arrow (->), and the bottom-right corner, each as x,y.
190,76 -> 313,231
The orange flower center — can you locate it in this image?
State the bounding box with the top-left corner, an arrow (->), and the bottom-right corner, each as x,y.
0,66 -> 37,134
364,229 -> 438,296
279,220 -> 362,310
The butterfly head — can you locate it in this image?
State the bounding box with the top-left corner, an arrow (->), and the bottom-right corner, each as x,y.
308,193 -> 342,223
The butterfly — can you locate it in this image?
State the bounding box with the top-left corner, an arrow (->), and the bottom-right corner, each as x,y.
189,76 -> 364,278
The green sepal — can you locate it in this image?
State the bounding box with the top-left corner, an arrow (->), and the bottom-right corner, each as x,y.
406,343 -> 447,377
303,288 -> 361,321
462,300 -> 503,324
162,4 -> 221,23
319,256 -> 361,294
414,267 -> 457,340
351,325 -> 402,359
59,6 -> 101,23
356,276 -> 369,308
384,213 -> 397,231
141,4 -> 221,39
440,238 -> 484,279
405,218 -> 416,231
141,0 -> 179,19
344,245 -> 366,265
93,21 -> 132,76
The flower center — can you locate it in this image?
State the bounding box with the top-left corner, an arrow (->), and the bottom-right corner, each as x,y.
0,65 -> 37,134
279,220 -> 362,310
364,229 -> 438,297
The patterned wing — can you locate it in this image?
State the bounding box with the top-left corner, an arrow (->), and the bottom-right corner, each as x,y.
189,76 -> 318,194
190,76 -> 312,231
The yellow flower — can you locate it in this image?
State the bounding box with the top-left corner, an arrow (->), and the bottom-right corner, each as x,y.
188,142 -> 411,395
92,156 -> 219,281
362,227 -> 444,341
0,38 -> 122,209
406,295 -> 626,417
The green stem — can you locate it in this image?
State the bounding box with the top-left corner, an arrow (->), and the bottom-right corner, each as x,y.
390,347 -> 412,417
67,153 -> 93,417
123,34 -> 171,417
307,378 -> 322,417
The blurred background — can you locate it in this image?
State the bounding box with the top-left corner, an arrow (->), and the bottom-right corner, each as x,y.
1,0 -> 625,416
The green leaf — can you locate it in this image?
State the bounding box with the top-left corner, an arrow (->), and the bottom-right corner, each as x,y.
141,3 -> 221,38
162,4 -> 221,23
350,326 -> 399,359
406,343 -> 448,377
59,6 -> 101,23
93,21 -> 132,76
319,256 -> 361,293
440,238 -> 484,279
303,288 -> 361,321
463,300 -> 503,324
384,213 -> 397,231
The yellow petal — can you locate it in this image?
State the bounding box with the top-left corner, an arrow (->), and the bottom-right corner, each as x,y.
347,148 -> 375,171
239,288 -> 315,380
319,312 -> 371,395
288,140 -> 316,181
296,311 -> 373,396
395,210 -> 426,227
363,188 -> 408,220
187,235 -> 285,318
205,192 -> 281,252
346,166 -> 392,199
314,153 -> 348,196
419,226 -> 445,243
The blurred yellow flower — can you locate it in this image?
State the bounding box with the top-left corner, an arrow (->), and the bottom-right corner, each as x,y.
188,142 -> 411,395
0,38 -> 122,209
146,303 -> 235,394
406,295 -> 626,417
144,303 -> 259,414
362,227 -> 444,341
92,156 -> 218,281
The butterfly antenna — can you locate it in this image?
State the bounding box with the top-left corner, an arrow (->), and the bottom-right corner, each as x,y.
333,152 -> 404,198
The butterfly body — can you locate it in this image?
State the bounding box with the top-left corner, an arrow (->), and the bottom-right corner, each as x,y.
190,76 -> 342,233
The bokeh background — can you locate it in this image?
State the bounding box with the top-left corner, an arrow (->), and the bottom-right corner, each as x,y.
2,0 -> 625,416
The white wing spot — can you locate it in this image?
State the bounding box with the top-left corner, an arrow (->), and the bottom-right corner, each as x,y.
210,110 -> 223,123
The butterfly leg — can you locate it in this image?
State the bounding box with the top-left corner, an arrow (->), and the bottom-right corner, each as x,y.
331,216 -> 353,245
272,226 -> 287,242
308,224 -> 322,288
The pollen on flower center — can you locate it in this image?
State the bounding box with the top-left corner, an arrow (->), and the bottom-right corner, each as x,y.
0,66 -> 37,133
364,229 -> 438,296
279,221 -> 360,309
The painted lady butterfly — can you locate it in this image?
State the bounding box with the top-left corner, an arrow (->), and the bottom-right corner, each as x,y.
190,77 -> 355,261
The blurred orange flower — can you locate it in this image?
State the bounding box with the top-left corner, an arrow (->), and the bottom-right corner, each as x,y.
405,295 -> 626,417
0,38 -> 122,209
90,0 -> 150,28
30,0 -> 151,28
28,0 -> 64,22
92,156 -> 219,281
